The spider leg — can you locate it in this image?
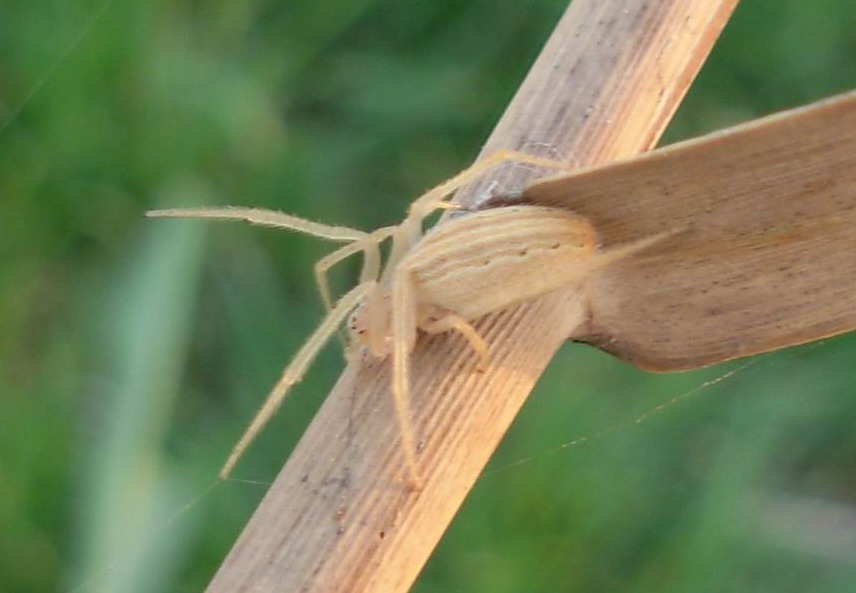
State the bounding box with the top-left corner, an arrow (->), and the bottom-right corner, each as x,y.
391,264 -> 422,489
408,149 -> 574,218
146,207 -> 368,242
316,226 -> 397,354
218,280 -> 377,480
421,311 -> 490,371
148,206 -> 390,352
383,150 -> 574,278
359,226 -> 398,283
314,226 -> 397,313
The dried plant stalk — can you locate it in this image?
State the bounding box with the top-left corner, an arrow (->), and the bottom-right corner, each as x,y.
205,1 -> 739,592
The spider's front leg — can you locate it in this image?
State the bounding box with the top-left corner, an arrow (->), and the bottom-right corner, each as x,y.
384,150 -> 574,274
147,205 -> 393,341
145,206 -> 369,241
408,149 -> 574,219
146,206 -> 376,313
218,280 -> 379,480
390,263 -> 422,489
313,226 -> 397,313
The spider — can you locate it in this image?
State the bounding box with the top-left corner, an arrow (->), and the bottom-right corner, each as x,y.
147,150 -> 664,487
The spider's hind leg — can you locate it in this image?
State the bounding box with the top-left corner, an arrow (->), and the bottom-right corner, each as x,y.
421,310 -> 490,372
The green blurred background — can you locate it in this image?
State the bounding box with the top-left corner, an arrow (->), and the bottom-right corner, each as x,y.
3,0 -> 856,591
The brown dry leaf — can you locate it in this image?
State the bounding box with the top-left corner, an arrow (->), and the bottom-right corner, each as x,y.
524,90 -> 856,370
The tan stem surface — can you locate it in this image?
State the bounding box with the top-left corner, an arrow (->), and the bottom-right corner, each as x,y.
205,1 -> 739,592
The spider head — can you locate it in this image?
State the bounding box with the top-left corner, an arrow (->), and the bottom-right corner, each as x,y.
348,296 -> 392,357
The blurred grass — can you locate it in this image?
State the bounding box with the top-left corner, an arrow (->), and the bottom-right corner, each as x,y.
2,1 -> 856,592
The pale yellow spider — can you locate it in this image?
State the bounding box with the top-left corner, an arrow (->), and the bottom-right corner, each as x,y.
147,150 -> 664,487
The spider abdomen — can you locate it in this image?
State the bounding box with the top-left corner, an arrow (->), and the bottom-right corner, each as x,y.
405,205 -> 598,320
